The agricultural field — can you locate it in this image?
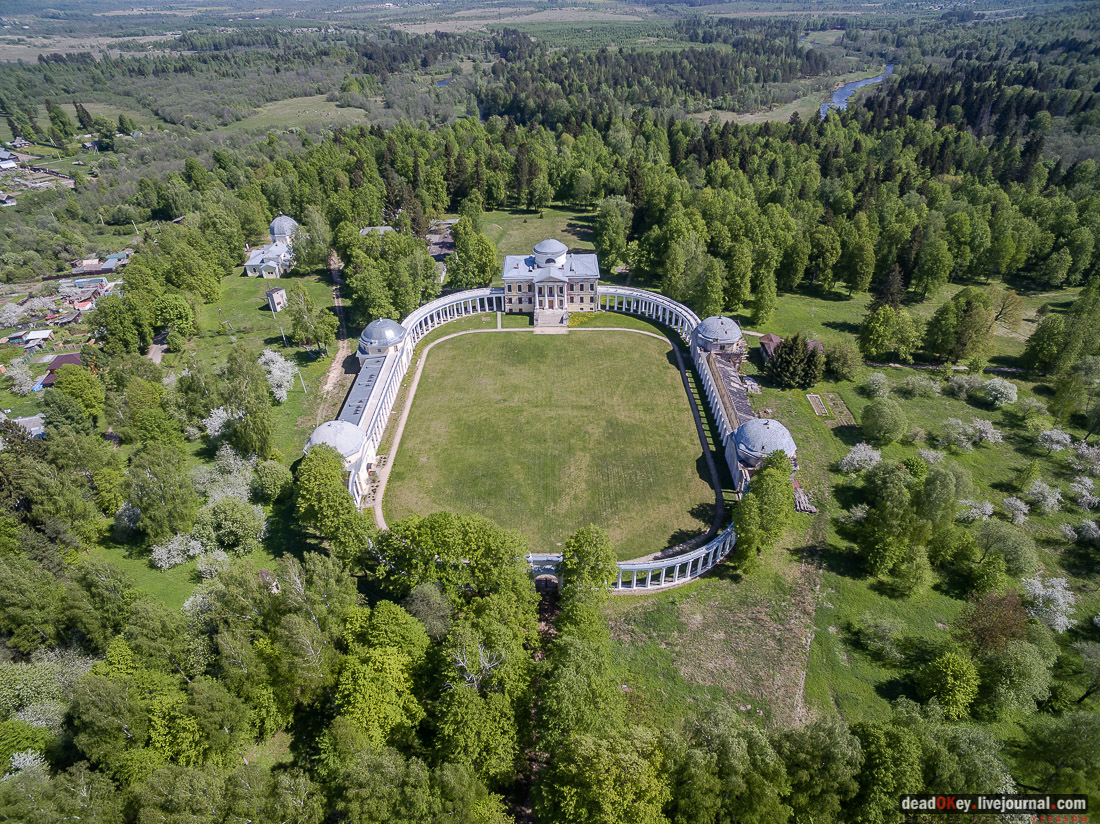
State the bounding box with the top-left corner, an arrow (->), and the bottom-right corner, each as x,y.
384,326 -> 715,559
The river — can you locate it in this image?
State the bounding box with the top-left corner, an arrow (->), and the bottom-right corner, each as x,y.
819,64 -> 894,119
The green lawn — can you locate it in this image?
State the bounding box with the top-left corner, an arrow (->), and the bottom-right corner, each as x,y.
383,329 -> 715,559
482,206 -> 594,269
220,95 -> 371,133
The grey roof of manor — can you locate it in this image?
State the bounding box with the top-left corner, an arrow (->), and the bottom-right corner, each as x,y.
306,420 -> 366,459
501,253 -> 600,281
270,214 -> 299,236
533,238 -> 568,256
734,418 -> 797,461
694,316 -> 744,345
358,318 -> 406,348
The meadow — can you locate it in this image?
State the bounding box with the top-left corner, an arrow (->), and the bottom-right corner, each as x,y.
383,328 -> 716,559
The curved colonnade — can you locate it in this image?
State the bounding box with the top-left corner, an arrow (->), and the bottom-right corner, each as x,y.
357,284 -> 737,592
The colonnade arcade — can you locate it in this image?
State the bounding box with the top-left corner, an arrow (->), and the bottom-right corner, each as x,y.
354,284 -> 737,593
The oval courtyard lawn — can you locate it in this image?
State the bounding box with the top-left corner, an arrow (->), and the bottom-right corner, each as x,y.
383,329 -> 715,560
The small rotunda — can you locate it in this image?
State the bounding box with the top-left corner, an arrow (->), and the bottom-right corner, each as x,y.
305,419 -> 374,502
692,315 -> 747,356
729,417 -> 798,491
356,318 -> 407,363
269,214 -> 299,244
532,237 -> 569,268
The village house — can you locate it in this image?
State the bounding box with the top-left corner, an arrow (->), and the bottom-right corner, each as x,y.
40,353 -> 81,387
245,216 -> 297,278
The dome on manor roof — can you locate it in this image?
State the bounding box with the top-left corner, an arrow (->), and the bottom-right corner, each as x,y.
307,420 -> 366,460
694,316 -> 744,345
270,214 -> 299,237
533,238 -> 568,257
358,318 -> 407,348
734,418 -> 797,462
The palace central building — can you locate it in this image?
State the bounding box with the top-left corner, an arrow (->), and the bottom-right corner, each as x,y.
502,239 -> 599,314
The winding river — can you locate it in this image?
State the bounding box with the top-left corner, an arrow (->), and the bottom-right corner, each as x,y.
819,64 -> 894,119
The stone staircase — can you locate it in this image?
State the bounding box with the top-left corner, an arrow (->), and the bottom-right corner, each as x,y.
534,309 -> 569,328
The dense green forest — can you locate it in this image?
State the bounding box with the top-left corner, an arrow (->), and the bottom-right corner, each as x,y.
1,2 -> 1100,822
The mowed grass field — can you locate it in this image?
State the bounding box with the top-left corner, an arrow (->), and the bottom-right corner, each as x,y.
383,329 -> 715,559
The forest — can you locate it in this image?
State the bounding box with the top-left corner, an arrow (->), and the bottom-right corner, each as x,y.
1,1 -> 1099,822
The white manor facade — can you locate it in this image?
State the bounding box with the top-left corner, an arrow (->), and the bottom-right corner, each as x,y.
502,239 -> 599,313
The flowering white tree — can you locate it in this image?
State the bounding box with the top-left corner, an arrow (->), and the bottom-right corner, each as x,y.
969,418 -> 1004,445
917,448 -> 945,464
13,700 -> 67,735
0,303 -> 22,327
1015,397 -> 1047,420
1071,476 -> 1099,510
1022,575 -> 1077,633
7,750 -> 47,774
196,549 -> 230,579
1003,497 -> 1030,524
1071,441 -> 1100,476
1038,429 -> 1073,455
982,377 -> 1018,408
150,534 -> 206,570
863,372 -> 890,398
839,442 -> 882,473
945,373 -> 983,399
939,418 -> 973,450
191,444 -> 257,503
258,348 -> 296,403
202,406 -> 240,439
1075,520 -> 1100,543
939,418 -> 1004,451
958,499 -> 995,523
1026,480 -> 1062,514
6,360 -> 34,395
898,375 -> 939,398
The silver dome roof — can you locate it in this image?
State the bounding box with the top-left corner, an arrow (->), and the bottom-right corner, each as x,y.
358,318 -> 407,348
734,418 -> 797,461
533,238 -> 568,256
307,420 -> 366,460
270,214 -> 299,236
694,316 -> 744,345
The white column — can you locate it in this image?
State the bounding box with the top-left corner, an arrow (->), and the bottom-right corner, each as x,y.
616,569 -> 623,588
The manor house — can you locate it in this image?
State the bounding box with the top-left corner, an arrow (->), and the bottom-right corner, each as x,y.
502,239 -> 599,314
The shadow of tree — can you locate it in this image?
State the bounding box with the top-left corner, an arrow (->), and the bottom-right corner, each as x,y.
818,538 -> 867,579
823,319 -> 861,335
